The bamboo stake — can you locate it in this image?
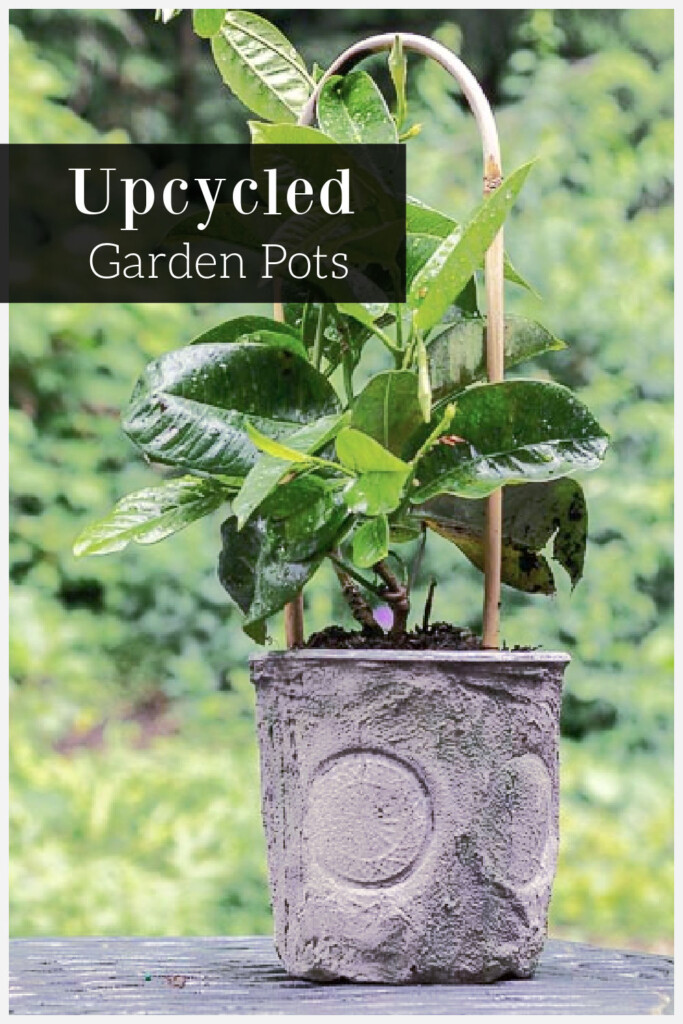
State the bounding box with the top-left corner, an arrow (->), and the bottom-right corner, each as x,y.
273,296 -> 305,649
300,34 -> 505,648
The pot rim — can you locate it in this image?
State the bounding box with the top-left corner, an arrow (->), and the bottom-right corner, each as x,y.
250,649 -> 571,665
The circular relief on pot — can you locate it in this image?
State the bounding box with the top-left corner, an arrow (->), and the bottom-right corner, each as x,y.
307,750 -> 433,887
478,753 -> 554,888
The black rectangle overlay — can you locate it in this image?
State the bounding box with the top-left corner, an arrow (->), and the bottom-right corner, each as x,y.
5,143 -> 406,303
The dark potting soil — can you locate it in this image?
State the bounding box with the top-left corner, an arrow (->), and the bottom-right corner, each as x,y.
304,623 -> 538,652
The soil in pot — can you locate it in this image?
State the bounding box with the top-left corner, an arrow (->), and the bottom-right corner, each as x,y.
304,622 -> 538,652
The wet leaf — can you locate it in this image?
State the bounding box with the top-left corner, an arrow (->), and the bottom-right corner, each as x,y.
317,70 -> 398,144
188,315 -> 303,355
352,514 -> 389,569
73,476 -> 230,556
351,371 -> 424,455
336,430 -> 411,516
123,343 -> 340,478
412,379 -> 609,502
211,11 -> 314,122
428,315 -> 565,402
192,9 -> 225,38
218,488 -> 349,640
419,479 -> 588,592
233,414 -> 345,527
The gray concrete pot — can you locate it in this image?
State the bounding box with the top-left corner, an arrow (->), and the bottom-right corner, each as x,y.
250,649 -> 569,983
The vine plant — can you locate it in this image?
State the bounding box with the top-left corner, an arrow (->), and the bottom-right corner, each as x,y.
75,11 -> 609,647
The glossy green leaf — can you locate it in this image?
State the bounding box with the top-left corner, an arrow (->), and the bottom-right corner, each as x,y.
428,315 -> 565,402
409,162 -> 534,331
418,478 -> 588,593
192,9 -> 226,38
343,472 -> 408,516
351,371 -> 424,456
233,414 -> 344,528
336,427 -> 409,475
405,198 -> 458,291
412,379 -> 609,502
189,318 -> 306,359
123,343 -> 340,478
352,514 -> 389,569
245,422 -> 315,463
248,122 -> 334,146
503,253 -> 539,297
73,476 -> 230,557
337,428 -> 411,515
218,489 -> 349,640
317,71 -> 398,144
210,10 -> 314,122
406,197 -> 534,298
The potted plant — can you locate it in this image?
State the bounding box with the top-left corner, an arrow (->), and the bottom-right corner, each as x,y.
75,12 -> 609,983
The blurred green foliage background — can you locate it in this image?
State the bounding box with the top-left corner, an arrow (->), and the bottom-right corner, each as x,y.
9,9 -> 672,950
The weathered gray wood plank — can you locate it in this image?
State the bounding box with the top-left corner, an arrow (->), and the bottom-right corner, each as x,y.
9,936 -> 673,1015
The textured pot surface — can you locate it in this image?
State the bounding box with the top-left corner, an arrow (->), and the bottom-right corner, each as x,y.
250,650 -> 569,984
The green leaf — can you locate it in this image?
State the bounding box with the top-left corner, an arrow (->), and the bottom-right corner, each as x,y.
388,35 -> 407,129
317,71 -> 398,144
233,414 -> 344,528
73,476 -> 229,557
409,162 -> 534,331
248,122 -> 334,146
405,199 -> 457,287
335,302 -> 396,353
428,315 -> 566,402
411,379 -> 609,502
351,371 -> 424,456
418,479 -> 588,593
192,9 -> 225,38
245,422 -> 315,463
210,10 -> 314,122
189,317 -> 307,359
503,253 -> 539,297
122,342 -> 340,478
218,490 -> 349,640
343,472 -> 408,516
406,197 -> 536,299
352,514 -> 389,569
336,427 -> 409,475
337,428 -> 411,516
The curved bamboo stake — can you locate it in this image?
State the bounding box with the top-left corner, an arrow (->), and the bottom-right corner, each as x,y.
284,32 -> 505,648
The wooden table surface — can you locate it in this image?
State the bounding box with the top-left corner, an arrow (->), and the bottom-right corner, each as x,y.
9,935 -> 673,1015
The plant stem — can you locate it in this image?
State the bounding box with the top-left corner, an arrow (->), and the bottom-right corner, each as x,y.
328,552 -> 385,597
331,553 -> 383,634
374,559 -> 410,639
312,303 -> 328,371
408,522 -> 427,595
394,303 -> 403,349
422,577 -> 437,632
